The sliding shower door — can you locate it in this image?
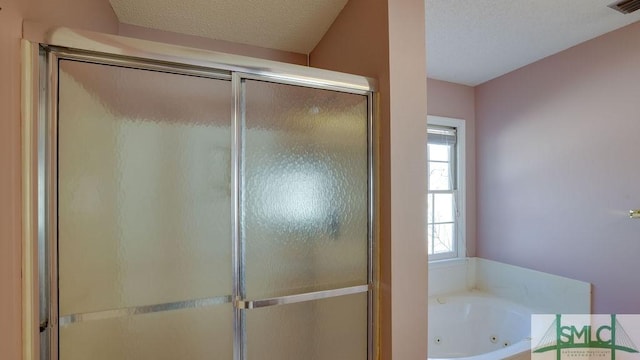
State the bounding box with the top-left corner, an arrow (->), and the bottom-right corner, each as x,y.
238,78 -> 370,359
56,60 -> 233,360
45,49 -> 372,360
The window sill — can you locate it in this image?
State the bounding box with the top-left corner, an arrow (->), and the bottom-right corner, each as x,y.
428,257 -> 469,269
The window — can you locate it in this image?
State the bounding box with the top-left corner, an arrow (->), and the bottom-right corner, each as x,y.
427,116 -> 465,261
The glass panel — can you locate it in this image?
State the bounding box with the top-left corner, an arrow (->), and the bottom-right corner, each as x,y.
433,193 -> 454,223
428,161 -> 451,191
428,143 -> 450,162
432,223 -> 455,254
59,304 -> 232,360
58,60 -> 232,315
243,80 -> 368,298
245,293 -> 368,360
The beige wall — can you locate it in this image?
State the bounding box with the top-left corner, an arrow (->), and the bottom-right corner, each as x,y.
2,1 -> 119,358
119,24 -> 307,66
427,78 -> 476,256
25,0 -> 119,33
1,1 -> 27,359
311,0 -> 428,358
387,2 -> 428,358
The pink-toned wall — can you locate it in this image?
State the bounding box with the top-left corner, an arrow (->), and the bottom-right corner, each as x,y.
311,0 -> 428,358
427,78 -> 476,256
476,21 -> 640,313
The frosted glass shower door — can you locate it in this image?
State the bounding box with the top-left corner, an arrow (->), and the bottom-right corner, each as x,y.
53,59 -> 371,360
240,79 -> 370,360
57,60 -> 233,360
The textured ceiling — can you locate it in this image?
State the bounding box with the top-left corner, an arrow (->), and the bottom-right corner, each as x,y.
427,0 -> 640,86
109,0 -> 640,86
109,0 -> 348,54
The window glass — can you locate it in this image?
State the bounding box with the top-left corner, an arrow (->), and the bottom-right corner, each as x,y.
427,118 -> 464,261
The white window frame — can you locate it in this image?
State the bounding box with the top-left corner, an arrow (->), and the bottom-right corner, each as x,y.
427,116 -> 466,261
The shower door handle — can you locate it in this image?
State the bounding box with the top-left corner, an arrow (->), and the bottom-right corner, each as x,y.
236,284 -> 370,310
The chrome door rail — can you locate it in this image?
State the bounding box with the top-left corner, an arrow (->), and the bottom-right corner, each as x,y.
41,27 -> 376,94
46,47 -> 232,81
236,285 -> 370,310
231,73 -> 245,360
366,91 -> 376,360
58,295 -> 232,326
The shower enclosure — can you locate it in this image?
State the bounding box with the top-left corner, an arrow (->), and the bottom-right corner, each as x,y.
25,29 -> 375,360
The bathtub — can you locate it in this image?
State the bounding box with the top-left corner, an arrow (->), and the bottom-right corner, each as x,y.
428,291 -> 532,360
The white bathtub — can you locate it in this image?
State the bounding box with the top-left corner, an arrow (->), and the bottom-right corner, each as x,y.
428,292 -> 532,360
